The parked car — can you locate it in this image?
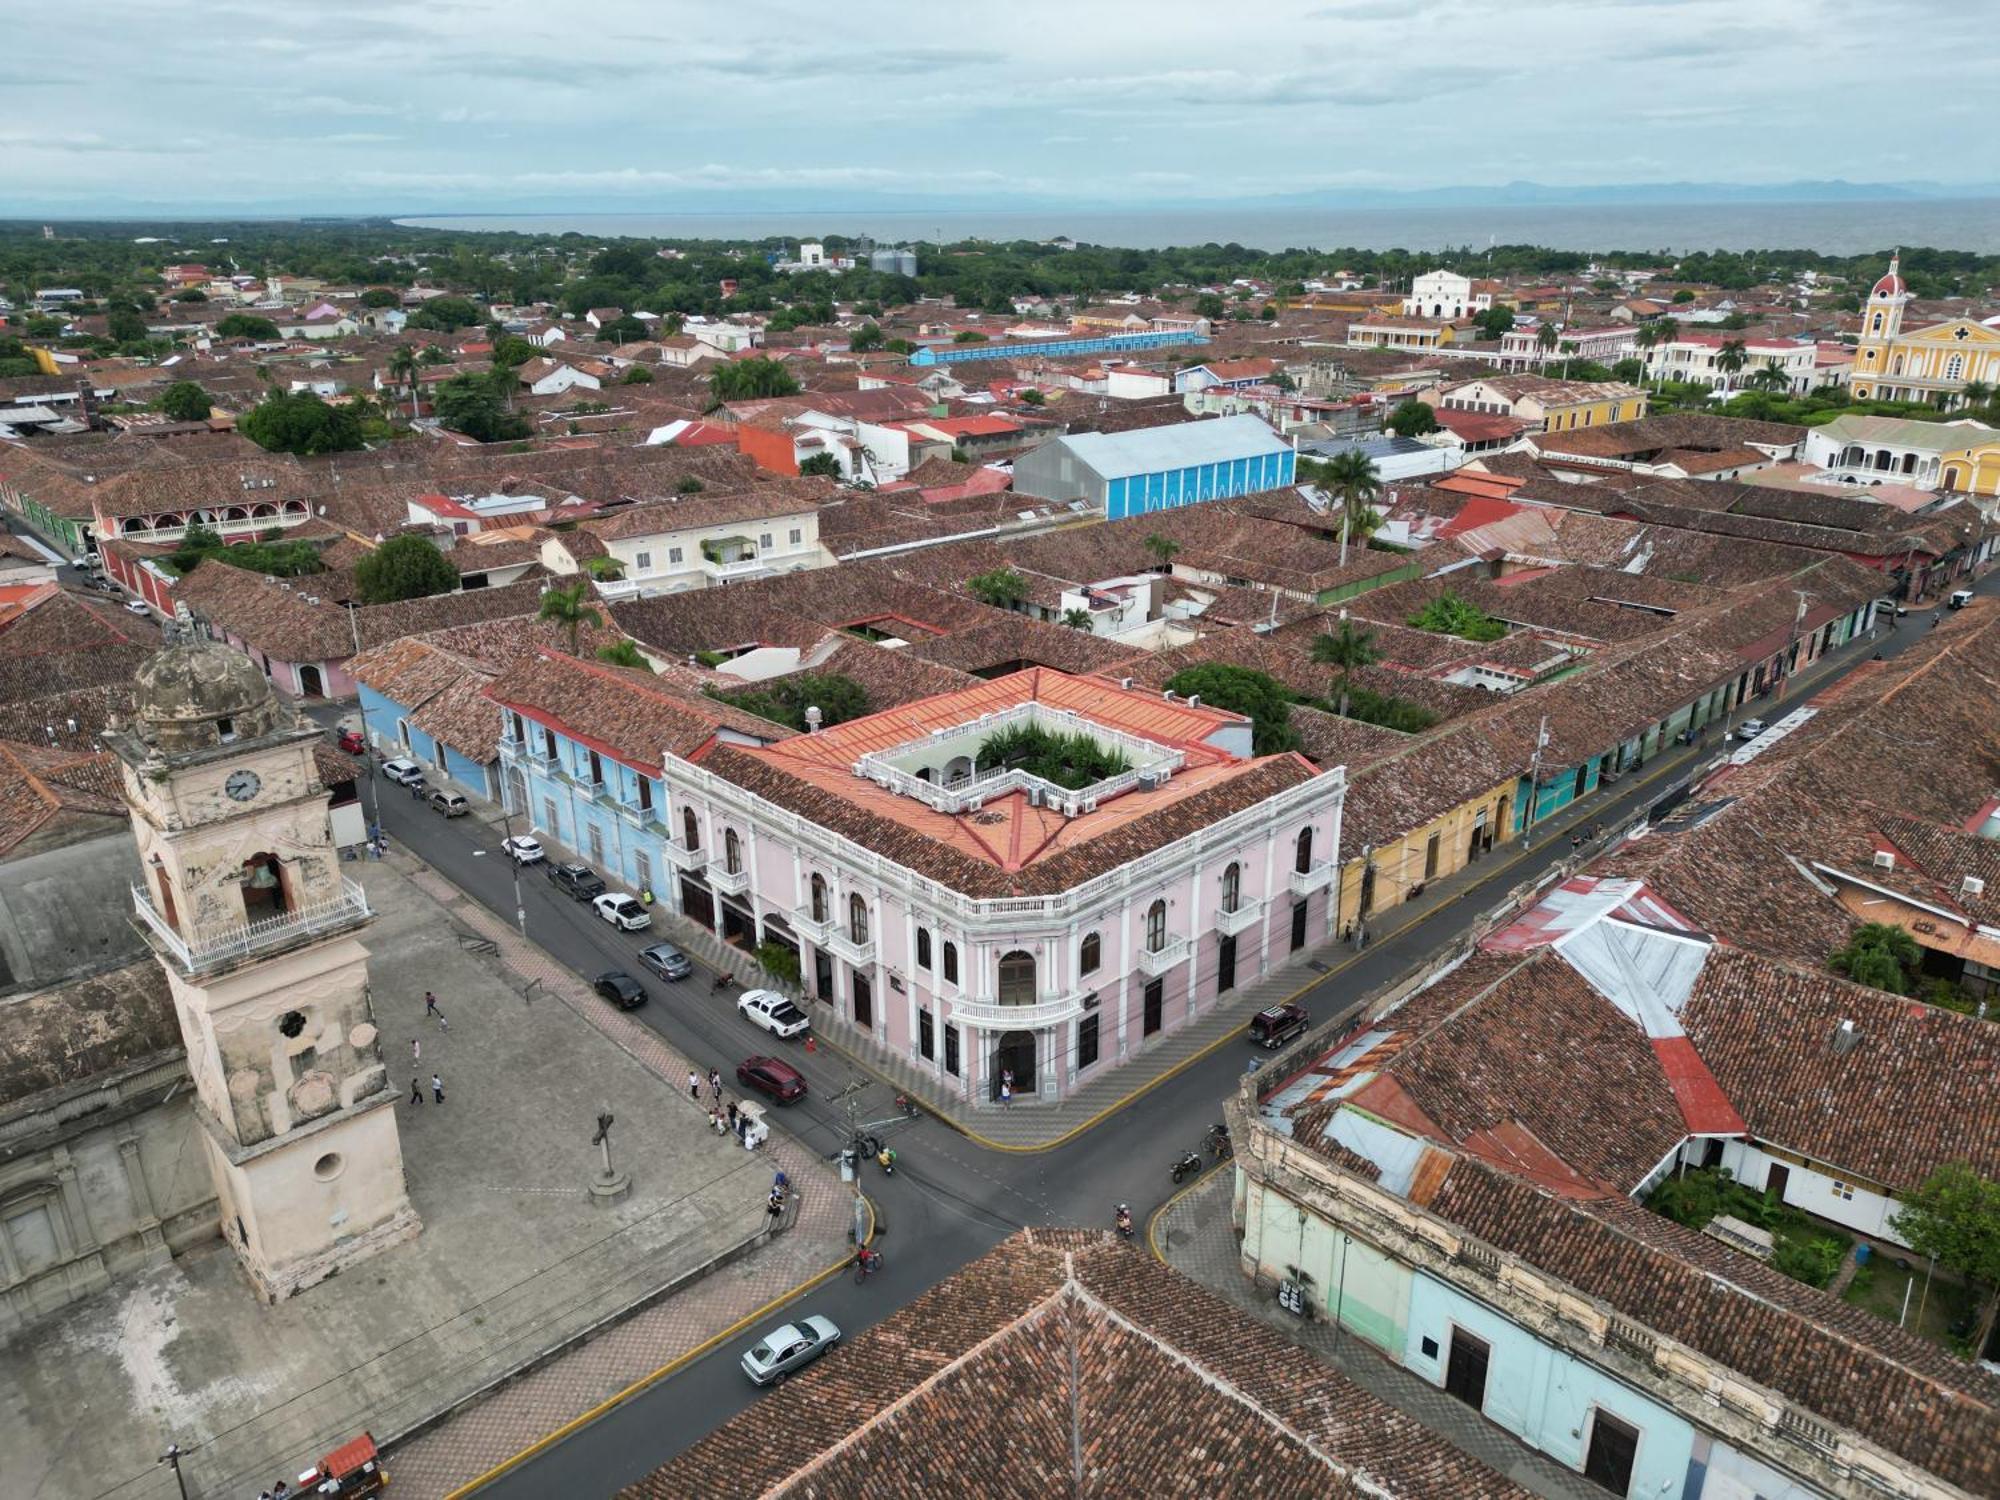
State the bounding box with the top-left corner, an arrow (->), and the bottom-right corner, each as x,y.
1248,1002 -> 1308,1049
1875,597 -> 1908,618
381,757 -> 425,787
740,1314 -> 840,1386
736,1055 -> 807,1104
592,971 -> 647,1010
501,834 -> 545,865
124,599 -> 151,616
638,942 -> 693,981
738,989 -> 811,1039
546,861 -> 605,900
1949,588 -> 1974,610
427,790 -> 469,818
593,892 -> 651,931
1735,718 -> 1769,740
336,728 -> 366,755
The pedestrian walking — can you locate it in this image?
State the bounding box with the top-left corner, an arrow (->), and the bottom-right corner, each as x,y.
409,1075 -> 423,1106
687,1069 -> 700,1100
707,1067 -> 722,1101
1000,1079 -> 1013,1108
410,1038 -> 420,1065
709,1106 -> 725,1134
431,1073 -> 445,1105
424,991 -> 440,1017
435,1010 -> 448,1034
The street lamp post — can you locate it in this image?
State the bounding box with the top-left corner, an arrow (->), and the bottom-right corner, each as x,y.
345,603 -> 383,841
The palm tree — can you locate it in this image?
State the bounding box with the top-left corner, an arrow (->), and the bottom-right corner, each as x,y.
1311,618 -> 1381,719
1535,321 -> 1559,367
1957,379 -> 1992,411
1320,448 -> 1382,564
1633,321 -> 1662,388
1748,361 -> 1791,394
1142,533 -> 1181,574
386,345 -> 419,420
537,580 -> 601,657
1558,339 -> 1578,381
1061,607 -> 1093,631
1715,338 -> 1749,394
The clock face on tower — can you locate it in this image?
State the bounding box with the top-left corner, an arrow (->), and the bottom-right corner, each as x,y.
224,769 -> 262,803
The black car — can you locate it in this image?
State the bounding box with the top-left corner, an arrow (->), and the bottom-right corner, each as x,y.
547,861 -> 606,900
593,971 -> 647,1010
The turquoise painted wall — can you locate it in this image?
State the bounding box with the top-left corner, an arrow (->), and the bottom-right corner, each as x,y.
1404,1271 -> 1696,1498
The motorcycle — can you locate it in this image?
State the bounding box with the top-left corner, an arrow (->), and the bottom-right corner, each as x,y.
877,1146 -> 897,1176
1114,1205 -> 1134,1239
1206,1123 -> 1233,1161
893,1092 -> 921,1120
1170,1148 -> 1204,1184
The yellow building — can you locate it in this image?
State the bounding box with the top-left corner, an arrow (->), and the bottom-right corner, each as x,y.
1336,767 -> 1518,941
1850,252 -> 2000,404
1439,373 -> 1649,433
1941,433 -> 2000,496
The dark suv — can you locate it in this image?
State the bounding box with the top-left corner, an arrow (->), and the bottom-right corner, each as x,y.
1248,1003 -> 1309,1050
547,861 -> 606,900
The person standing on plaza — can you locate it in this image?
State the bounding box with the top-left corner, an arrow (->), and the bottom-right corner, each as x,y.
425,991 -> 440,1018
687,1069 -> 700,1100
431,1073 -> 445,1104
409,1075 -> 422,1106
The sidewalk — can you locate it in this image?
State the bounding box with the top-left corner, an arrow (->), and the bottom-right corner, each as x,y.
1156,1173 -> 1604,1500
377,857 -> 859,1499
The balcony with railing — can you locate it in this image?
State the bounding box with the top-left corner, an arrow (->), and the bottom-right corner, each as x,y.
1290,861 -> 1336,895
1215,896 -> 1263,937
132,878 -> 371,974
661,838 -> 705,872
709,861 -> 751,896
949,991 -> 1088,1031
792,905 -> 835,945
1137,935 -> 1190,976
828,927 -> 875,965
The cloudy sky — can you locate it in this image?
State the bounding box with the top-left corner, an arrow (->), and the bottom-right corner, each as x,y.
4,0 -> 1994,212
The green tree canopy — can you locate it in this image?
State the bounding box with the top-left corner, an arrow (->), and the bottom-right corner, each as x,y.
241,391 -> 364,455
1408,590 -> 1507,642
1163,663 -> 1301,755
709,357 -> 801,403
216,313 -> 280,340
1386,399 -> 1438,438
599,314 -> 649,343
967,568 -> 1029,609
1473,304 -> 1516,340
712,672 -> 870,732
433,370 -> 530,443
353,534 -> 459,604
798,452 -> 842,478
157,380 -> 213,422
1829,922 -> 1921,995
1311,618 -> 1384,718
1194,292 -> 1227,319
490,334 -> 538,368
406,295 -> 482,331
537,579 -> 602,656
1890,1162 -> 2000,1331
621,364 -> 654,385
595,638 -> 654,672
847,322 -> 884,352
360,288 -> 401,308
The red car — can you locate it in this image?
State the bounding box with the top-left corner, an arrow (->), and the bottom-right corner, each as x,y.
336,728 -> 365,755
737,1055 -> 807,1104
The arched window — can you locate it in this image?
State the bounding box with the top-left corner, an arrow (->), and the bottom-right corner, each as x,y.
1146,900 -> 1167,952
1079,932 -> 1100,976
682,807 -> 700,851
241,852 -> 287,919
1221,862 -> 1241,914
724,827 -> 742,875
1295,827 -> 1314,873
998,950 -> 1035,1006
1946,353 -> 1966,382
943,941 -> 959,985
810,873 -> 828,924
917,928 -> 933,969
848,893 -> 868,945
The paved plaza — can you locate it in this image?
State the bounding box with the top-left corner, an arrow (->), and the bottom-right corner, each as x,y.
0,850 -> 849,1500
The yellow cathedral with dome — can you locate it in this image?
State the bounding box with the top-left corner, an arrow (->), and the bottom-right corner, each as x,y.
1850,251 -> 2000,405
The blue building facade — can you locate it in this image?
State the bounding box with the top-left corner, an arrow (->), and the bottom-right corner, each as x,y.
910,330 -> 1206,366
499,714 -> 676,904
356,682 -> 499,800
1102,448 -> 1295,519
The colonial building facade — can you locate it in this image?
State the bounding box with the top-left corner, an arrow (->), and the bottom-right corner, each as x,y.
1850,253 -> 2000,405
493,657 -> 1346,1104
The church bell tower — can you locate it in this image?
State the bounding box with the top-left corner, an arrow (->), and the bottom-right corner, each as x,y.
107,609 -> 417,1302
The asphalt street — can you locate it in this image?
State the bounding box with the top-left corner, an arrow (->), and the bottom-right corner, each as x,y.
297,573 -> 1988,1495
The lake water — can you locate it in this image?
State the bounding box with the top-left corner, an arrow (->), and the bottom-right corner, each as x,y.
396,200 -> 2000,254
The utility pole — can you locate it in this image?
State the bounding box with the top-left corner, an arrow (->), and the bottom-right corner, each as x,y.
1522,715 -> 1549,849
346,603 -> 382,839
160,1444 -> 189,1500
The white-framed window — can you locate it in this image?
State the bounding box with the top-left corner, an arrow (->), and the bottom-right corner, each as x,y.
760,532 -> 773,550
668,546 -> 684,566
789,528 -> 803,546
635,550 -> 652,571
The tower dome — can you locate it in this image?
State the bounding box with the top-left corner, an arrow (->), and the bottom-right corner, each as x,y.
130,608 -> 288,753
1870,252 -> 1906,300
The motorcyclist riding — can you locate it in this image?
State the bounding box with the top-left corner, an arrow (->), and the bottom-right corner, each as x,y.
1115,1204 -> 1133,1237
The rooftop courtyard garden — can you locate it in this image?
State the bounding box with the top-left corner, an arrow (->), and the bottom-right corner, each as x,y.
979,722 -> 1131,790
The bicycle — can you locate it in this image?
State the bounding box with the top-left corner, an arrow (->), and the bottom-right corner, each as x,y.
854,1247 -> 883,1284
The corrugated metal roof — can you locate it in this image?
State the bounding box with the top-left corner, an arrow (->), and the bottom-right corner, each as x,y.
1057,413 -> 1288,479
